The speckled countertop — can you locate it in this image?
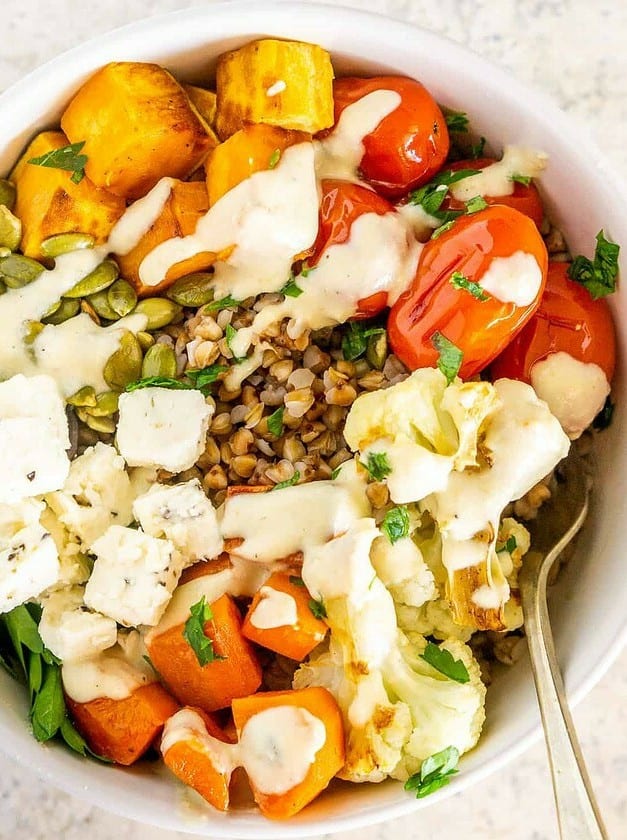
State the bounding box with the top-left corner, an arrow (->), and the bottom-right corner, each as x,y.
1,1 -> 626,838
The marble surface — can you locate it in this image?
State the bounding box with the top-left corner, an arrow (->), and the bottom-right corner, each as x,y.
1,0 -> 626,837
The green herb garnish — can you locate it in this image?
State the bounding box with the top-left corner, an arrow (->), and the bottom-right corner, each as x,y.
225,323 -> 245,361
497,535 -> 517,554
268,149 -> 281,169
465,195 -> 488,214
184,363 -> 228,393
28,141 -> 88,184
444,111 -> 469,133
183,596 -> 224,666
341,322 -> 385,362
330,465 -> 342,480
309,598 -> 327,620
420,641 -> 470,684
203,295 -> 239,313
361,451 -> 392,481
404,746 -> 460,798
125,376 -> 193,392
300,261 -> 314,277
431,220 -> 456,240
273,470 -> 301,491
381,506 -> 410,544
267,406 -> 284,437
568,230 -> 620,299
432,332 -> 463,384
509,173 -> 531,186
408,168 -> 479,222
449,271 -> 490,301
289,575 -> 305,587
280,275 -> 304,297
470,136 -> 487,159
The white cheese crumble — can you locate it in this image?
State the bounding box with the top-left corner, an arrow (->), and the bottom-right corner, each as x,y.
39,586 -> 117,662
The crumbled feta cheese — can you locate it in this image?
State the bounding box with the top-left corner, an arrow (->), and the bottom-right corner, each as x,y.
133,480 -> 222,566
46,442 -> 135,549
39,506 -> 91,591
84,525 -> 183,626
0,499 -> 60,612
39,586 -> 117,662
116,387 -> 213,473
0,374 -> 70,503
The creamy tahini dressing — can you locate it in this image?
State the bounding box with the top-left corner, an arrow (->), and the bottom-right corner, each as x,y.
161,708 -> 239,776
249,586 -> 298,629
479,251 -> 543,307
448,146 -> 548,202
108,178 -> 174,255
62,639 -> 154,703
137,143 -> 319,299
314,89 -> 402,182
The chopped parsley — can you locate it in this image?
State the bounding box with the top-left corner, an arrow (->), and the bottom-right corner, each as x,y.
183,596 -> 224,666
267,406 -> 284,437
280,274 -> 304,297
593,396 -> 614,431
431,332 -> 463,384
268,148 -> 281,169
309,598 -> 327,620
342,321 -> 385,362
408,168 -> 479,222
509,173 -> 531,186
381,506 -> 410,544
273,470 -> 300,490
444,110 -> 469,133
289,575 -> 305,587
431,220 -> 456,239
497,535 -> 517,554
185,363 -> 228,392
330,465 -> 343,480
28,140 -> 88,184
300,260 -> 314,277
404,746 -> 460,798
420,641 -> 470,684
361,451 -> 392,482
449,271 -> 490,301
125,376 -> 192,392
470,136 -> 487,159
203,295 -> 239,313
465,195 -> 488,214
225,323 -> 245,361
568,230 -> 620,299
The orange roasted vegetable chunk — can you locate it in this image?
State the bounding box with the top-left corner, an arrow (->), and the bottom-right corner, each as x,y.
11,131 -> 125,259
146,592 -> 262,713
232,687 -> 345,820
61,62 -> 215,199
65,682 -> 179,765
242,571 -> 327,661
206,124 -> 309,205
161,706 -> 235,811
115,179 -> 217,296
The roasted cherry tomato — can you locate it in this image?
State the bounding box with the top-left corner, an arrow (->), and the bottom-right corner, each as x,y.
440,157 -> 545,227
388,205 -> 548,378
310,179 -> 395,318
490,261 -> 616,382
330,76 -> 449,198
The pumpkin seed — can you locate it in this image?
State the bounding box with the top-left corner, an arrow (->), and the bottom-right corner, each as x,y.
80,299 -> 101,325
0,254 -> 44,288
136,331 -> 155,351
366,331 -> 388,370
141,344 -> 177,379
24,320 -> 44,344
0,179 -> 16,211
86,390 -> 119,417
67,386 -> 97,408
103,331 -> 143,389
166,272 -> 214,307
40,233 -> 94,259
87,288 -> 120,321
134,297 -> 182,330
64,259 -> 118,299
0,206 -> 21,251
85,414 -> 117,434
107,279 -> 137,317
42,297 -> 80,325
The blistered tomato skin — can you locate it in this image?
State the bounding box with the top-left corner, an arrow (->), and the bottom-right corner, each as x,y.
330,76 -> 450,198
490,261 -> 616,382
311,179 -> 394,319
388,205 -> 548,378
441,157 -> 545,227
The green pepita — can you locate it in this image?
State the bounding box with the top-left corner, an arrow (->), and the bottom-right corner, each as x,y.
65,259 -> 118,299
85,414 -> 117,435
24,320 -> 44,344
134,298 -> 182,331
103,331 -> 143,390
0,205 -> 21,251
141,344 -> 177,379
0,179 -> 16,211
42,297 -> 81,325
87,289 -> 120,321
86,391 -> 119,417
107,279 -> 137,317
67,386 -> 97,408
40,233 -> 94,259
166,272 -> 215,307
136,331 -> 155,351
366,331 -> 388,371
0,254 -> 44,288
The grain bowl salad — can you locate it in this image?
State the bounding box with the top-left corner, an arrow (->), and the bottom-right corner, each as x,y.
0,36 -> 619,820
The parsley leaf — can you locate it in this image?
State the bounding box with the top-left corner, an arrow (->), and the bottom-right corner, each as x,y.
289,575 -> 305,587
125,376 -> 192,392
593,396 -> 614,431
509,173 -> 531,186
267,406 -> 284,437
225,323 -> 245,361
432,332 -> 463,384
28,141 -> 88,184
268,148 -> 281,169
444,111 -> 469,133
280,275 -> 304,297
497,535 -> 517,554
381,506 -> 410,544
183,596 -> 224,666
568,230 -> 620,299
449,271 -> 490,301
465,195 -> 488,214
361,451 -> 392,481
420,642 -> 470,683
330,465 -> 343,480
273,470 -> 301,490
431,220 -> 456,240
404,746 -> 460,798
342,322 -> 385,361
470,136 -> 487,159
203,295 -> 239,313
309,598 -> 327,619
184,363 -> 228,393
300,261 -> 314,277
408,168 -> 479,222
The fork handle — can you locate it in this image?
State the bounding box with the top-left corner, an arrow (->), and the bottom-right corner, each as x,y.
521,573 -> 608,840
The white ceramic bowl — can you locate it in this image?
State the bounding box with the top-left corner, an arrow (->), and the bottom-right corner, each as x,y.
0,2 -> 625,836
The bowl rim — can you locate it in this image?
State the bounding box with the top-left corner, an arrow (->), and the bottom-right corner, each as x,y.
0,1 -> 625,836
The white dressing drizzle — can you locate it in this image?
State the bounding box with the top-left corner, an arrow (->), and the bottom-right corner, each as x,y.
249,586 -> 298,629
161,707 -> 240,777
448,146 -> 548,201
108,178 -> 174,255
479,251 -> 543,307
62,636 -> 154,703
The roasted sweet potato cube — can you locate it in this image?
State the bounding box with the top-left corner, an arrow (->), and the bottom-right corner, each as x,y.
61,62 -> 216,199
10,131 -> 125,259
215,39 -> 334,139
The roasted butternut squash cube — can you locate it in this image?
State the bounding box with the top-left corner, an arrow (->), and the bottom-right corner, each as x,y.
215,39 -> 334,139
61,62 -> 215,199
115,180 -> 216,297
11,131 -> 125,259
